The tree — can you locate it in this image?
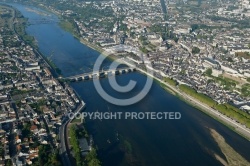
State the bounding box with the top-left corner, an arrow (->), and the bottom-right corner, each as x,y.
85,148 -> 101,166
192,47 -> 200,54
22,122 -> 31,137
38,145 -> 61,166
86,149 -> 98,162
47,150 -> 61,166
5,160 -> 12,166
191,24 -> 199,32
227,57 -> 233,62
205,68 -> 212,76
138,35 -> 147,42
0,142 -> 4,157
69,125 -> 82,166
88,159 -> 101,166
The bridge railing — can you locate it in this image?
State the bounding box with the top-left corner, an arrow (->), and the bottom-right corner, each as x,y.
65,67 -> 136,79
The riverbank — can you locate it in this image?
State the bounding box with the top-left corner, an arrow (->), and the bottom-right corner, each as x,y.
7,5 -> 91,166
57,20 -> 250,141
0,3 -> 61,78
176,93 -> 250,141
119,59 -> 250,141
8,3 -> 76,77
8,0 -> 250,142
129,66 -> 250,140
39,6 -> 250,140
8,3 -> 250,165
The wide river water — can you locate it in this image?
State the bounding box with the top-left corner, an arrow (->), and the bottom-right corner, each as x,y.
7,3 -> 250,166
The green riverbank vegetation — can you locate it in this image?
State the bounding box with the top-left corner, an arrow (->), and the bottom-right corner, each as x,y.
179,84 -> 250,128
69,124 -> 101,166
14,9 -> 37,48
59,19 -> 80,38
163,77 -> 178,86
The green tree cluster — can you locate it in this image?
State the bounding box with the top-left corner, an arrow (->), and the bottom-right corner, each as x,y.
0,142 -> 4,158
22,122 -> 31,137
5,160 -> 12,166
139,47 -> 149,54
209,76 -> 237,90
69,125 -> 82,166
179,84 -> 250,128
179,84 -> 217,107
192,47 -> 200,54
37,145 -> 61,166
85,148 -> 101,166
214,104 -> 250,128
70,125 -> 101,166
241,84 -> 250,97
163,77 -> 178,86
191,24 -> 199,32
205,68 -> 212,76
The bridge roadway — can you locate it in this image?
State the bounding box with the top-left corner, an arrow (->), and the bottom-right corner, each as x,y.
65,67 -> 136,81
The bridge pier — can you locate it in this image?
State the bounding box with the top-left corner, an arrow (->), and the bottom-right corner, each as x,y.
115,70 -> 120,75
67,67 -> 136,82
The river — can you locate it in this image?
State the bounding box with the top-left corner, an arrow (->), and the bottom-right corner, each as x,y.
7,3 -> 250,166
